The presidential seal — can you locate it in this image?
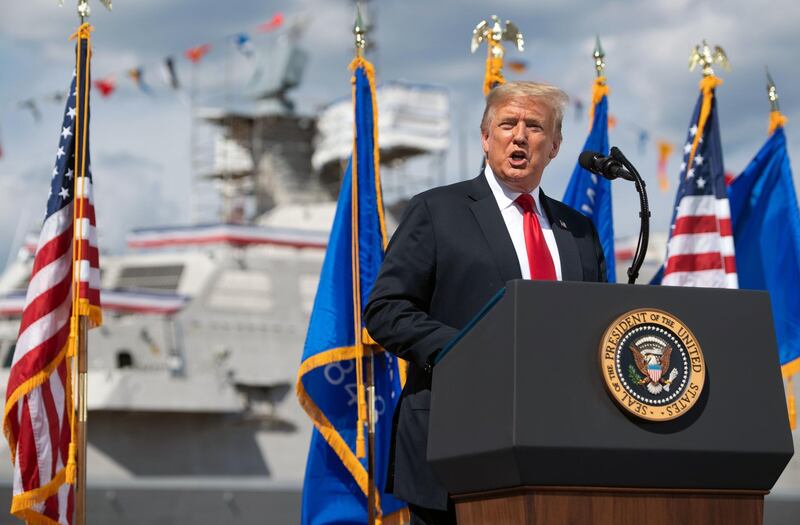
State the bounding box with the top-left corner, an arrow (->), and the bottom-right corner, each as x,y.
599,309 -> 705,422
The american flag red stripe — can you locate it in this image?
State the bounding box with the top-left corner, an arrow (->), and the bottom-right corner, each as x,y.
673,216 -> 732,236
666,253 -> 736,273
17,274 -> 72,337
6,312 -> 71,407
662,77 -> 737,289
30,225 -> 73,276
4,32 -> 101,524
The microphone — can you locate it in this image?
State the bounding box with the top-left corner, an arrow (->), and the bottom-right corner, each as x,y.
578,151 -> 636,182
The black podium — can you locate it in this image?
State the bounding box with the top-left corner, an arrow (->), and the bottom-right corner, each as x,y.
428,281 -> 794,525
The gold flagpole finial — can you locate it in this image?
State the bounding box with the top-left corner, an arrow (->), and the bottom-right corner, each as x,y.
593,35 -> 605,77
60,1 -> 112,23
471,15 -> 524,96
766,67 -> 780,112
689,39 -> 730,77
354,3 -> 367,58
77,1 -> 90,21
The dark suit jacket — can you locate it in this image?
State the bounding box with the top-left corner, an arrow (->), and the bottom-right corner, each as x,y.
363,172 -> 607,510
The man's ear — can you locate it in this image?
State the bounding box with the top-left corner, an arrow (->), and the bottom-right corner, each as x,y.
549,138 -> 562,159
481,132 -> 489,155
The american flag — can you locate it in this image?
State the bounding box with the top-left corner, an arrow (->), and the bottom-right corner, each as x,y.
662,77 -> 737,288
3,34 -> 101,524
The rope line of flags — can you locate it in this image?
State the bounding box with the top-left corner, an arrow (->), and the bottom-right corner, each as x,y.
2,11 -> 285,127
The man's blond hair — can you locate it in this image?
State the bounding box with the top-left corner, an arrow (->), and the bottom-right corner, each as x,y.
480,81 -> 569,140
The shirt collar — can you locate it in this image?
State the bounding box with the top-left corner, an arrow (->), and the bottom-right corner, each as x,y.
484,164 -> 543,214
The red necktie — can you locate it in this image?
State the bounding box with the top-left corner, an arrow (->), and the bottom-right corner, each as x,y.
515,193 -> 557,280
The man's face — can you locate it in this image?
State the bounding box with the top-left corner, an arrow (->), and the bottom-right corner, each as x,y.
481,97 -> 561,193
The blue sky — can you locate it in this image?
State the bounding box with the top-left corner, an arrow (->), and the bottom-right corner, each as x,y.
0,0 -> 798,262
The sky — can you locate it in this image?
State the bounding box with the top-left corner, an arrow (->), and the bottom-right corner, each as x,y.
0,0 -> 798,265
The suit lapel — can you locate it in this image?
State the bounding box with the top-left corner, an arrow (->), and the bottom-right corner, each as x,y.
540,191 -> 582,281
467,174 -> 522,283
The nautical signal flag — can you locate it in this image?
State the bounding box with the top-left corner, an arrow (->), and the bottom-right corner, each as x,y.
507,60 -> 528,74
659,75 -> 737,288
93,75 -> 116,98
563,76 -> 615,282
184,44 -> 211,64
657,140 -> 675,192
637,130 -> 649,155
3,24 -> 102,524
296,57 -> 408,524
127,68 -> 153,95
728,112 -> 800,428
161,56 -> 181,90
258,12 -> 284,32
573,98 -> 585,122
18,99 -> 42,123
232,33 -> 255,57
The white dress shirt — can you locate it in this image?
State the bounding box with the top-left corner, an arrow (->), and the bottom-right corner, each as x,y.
484,165 -> 563,281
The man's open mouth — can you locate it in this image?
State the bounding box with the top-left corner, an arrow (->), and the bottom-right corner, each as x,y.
509,151 -> 527,165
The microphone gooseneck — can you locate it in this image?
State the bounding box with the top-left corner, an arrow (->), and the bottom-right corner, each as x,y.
577,147 -> 650,284
608,147 -> 650,285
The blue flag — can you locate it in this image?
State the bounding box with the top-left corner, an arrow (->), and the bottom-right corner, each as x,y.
296,58 -> 408,524
728,124 -> 800,376
563,85 -> 615,282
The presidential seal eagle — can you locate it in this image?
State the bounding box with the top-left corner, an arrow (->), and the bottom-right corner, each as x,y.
629,336 -> 679,394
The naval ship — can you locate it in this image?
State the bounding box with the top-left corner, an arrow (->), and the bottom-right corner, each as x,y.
0,27 -> 450,524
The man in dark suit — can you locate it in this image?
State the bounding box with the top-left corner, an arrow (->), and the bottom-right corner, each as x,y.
364,81 -> 607,524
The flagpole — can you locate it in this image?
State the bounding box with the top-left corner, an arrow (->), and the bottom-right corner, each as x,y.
75,317 -> 88,525
764,70 -> 796,430
365,348 -> 377,525
70,2 -> 110,523
73,5 -> 90,524
352,6 -> 378,524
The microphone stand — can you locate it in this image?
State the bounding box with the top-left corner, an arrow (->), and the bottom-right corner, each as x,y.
610,147 -> 650,285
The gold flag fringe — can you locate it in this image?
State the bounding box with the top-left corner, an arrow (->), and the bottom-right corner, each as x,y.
783,358 -> 799,431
